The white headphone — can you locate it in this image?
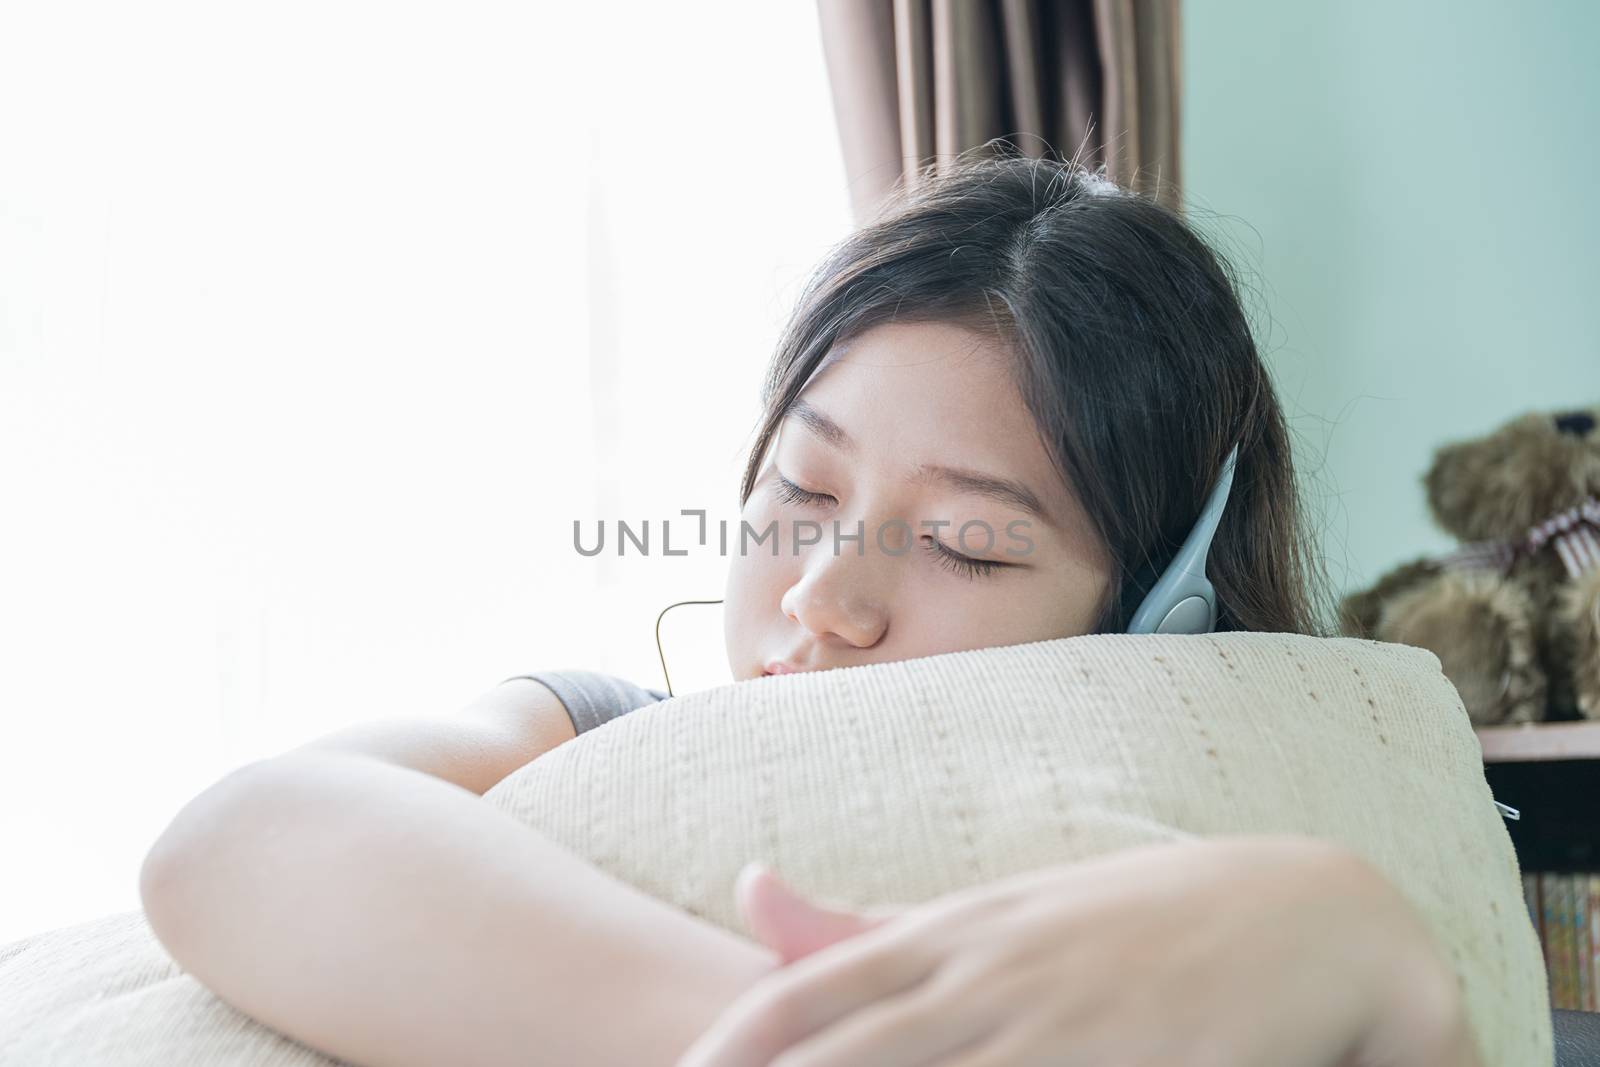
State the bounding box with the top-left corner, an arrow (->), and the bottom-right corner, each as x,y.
1124,445 -> 1240,635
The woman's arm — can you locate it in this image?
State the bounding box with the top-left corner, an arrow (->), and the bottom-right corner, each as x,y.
283,677 -> 580,795
140,679 -> 777,1066
678,835 -> 1482,1067
141,749 -> 779,1067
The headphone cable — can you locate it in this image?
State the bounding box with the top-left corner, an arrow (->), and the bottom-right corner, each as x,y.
654,598 -> 724,696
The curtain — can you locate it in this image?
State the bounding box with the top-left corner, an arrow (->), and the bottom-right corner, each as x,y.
816,0 -> 1182,223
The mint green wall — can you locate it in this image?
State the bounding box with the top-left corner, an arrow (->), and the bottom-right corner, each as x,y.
1183,1 -> 1599,600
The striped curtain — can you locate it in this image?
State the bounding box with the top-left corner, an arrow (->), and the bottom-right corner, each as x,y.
817,0 -> 1182,223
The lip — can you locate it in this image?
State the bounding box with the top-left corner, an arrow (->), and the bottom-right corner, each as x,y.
762,661 -> 799,676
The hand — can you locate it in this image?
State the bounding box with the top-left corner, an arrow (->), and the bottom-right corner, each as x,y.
676,835 -> 1482,1067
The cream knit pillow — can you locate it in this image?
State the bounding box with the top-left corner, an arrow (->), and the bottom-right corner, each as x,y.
481,631 -> 1551,1067
0,631 -> 1551,1066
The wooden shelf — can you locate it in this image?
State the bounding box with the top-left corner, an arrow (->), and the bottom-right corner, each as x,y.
1476,722 -> 1600,764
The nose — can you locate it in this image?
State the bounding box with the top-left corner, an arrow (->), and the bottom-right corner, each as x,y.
1555,411 -> 1595,437
780,551 -> 889,650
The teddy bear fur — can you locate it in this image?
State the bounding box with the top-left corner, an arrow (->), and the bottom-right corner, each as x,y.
1338,406 -> 1600,726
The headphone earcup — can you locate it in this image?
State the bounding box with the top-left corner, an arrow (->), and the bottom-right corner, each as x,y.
1149,587 -> 1217,634
1123,445 -> 1239,637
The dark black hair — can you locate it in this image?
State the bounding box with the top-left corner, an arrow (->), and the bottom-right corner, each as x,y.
739,145 -> 1331,636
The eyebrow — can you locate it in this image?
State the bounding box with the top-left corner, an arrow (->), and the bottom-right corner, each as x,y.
789,400 -> 856,453
784,400 -> 1057,529
918,463 -> 1055,529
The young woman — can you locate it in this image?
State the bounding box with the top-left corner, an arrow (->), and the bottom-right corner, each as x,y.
140,152 -> 1484,1067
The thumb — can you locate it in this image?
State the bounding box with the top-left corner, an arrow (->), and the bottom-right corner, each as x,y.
735,862 -> 898,965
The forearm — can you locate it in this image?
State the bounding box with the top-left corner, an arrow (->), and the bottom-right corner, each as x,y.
1213,834 -> 1482,1067
141,750 -> 777,1067
286,678 -> 577,796
1325,840 -> 1485,1067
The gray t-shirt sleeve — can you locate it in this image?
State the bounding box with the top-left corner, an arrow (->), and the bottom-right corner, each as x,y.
499,669 -> 670,736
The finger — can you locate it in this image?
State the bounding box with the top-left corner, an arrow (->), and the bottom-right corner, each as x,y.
678,914 -> 943,1067
765,972 -> 995,1067
737,863 -> 895,964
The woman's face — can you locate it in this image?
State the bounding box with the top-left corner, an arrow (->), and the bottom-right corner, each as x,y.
723,319 -> 1114,681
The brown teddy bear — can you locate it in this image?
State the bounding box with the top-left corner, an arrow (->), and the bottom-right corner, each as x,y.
1339,406 -> 1600,726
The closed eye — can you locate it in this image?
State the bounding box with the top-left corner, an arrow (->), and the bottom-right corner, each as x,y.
775,472 -> 1015,580
922,537 -> 1010,580
774,473 -> 835,508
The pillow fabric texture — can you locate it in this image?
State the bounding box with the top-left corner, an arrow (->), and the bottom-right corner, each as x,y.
0,632 -> 1551,1065
481,632 -> 1550,1067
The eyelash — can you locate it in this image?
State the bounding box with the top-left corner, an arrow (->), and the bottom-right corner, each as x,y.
773,474 -> 833,509
923,537 -> 1005,580
773,474 -> 1008,581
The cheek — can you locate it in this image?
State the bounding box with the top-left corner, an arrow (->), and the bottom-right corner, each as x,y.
1006,560 -> 1108,638
722,500 -> 799,668
883,580 -> 1032,654
897,561 -> 1108,651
